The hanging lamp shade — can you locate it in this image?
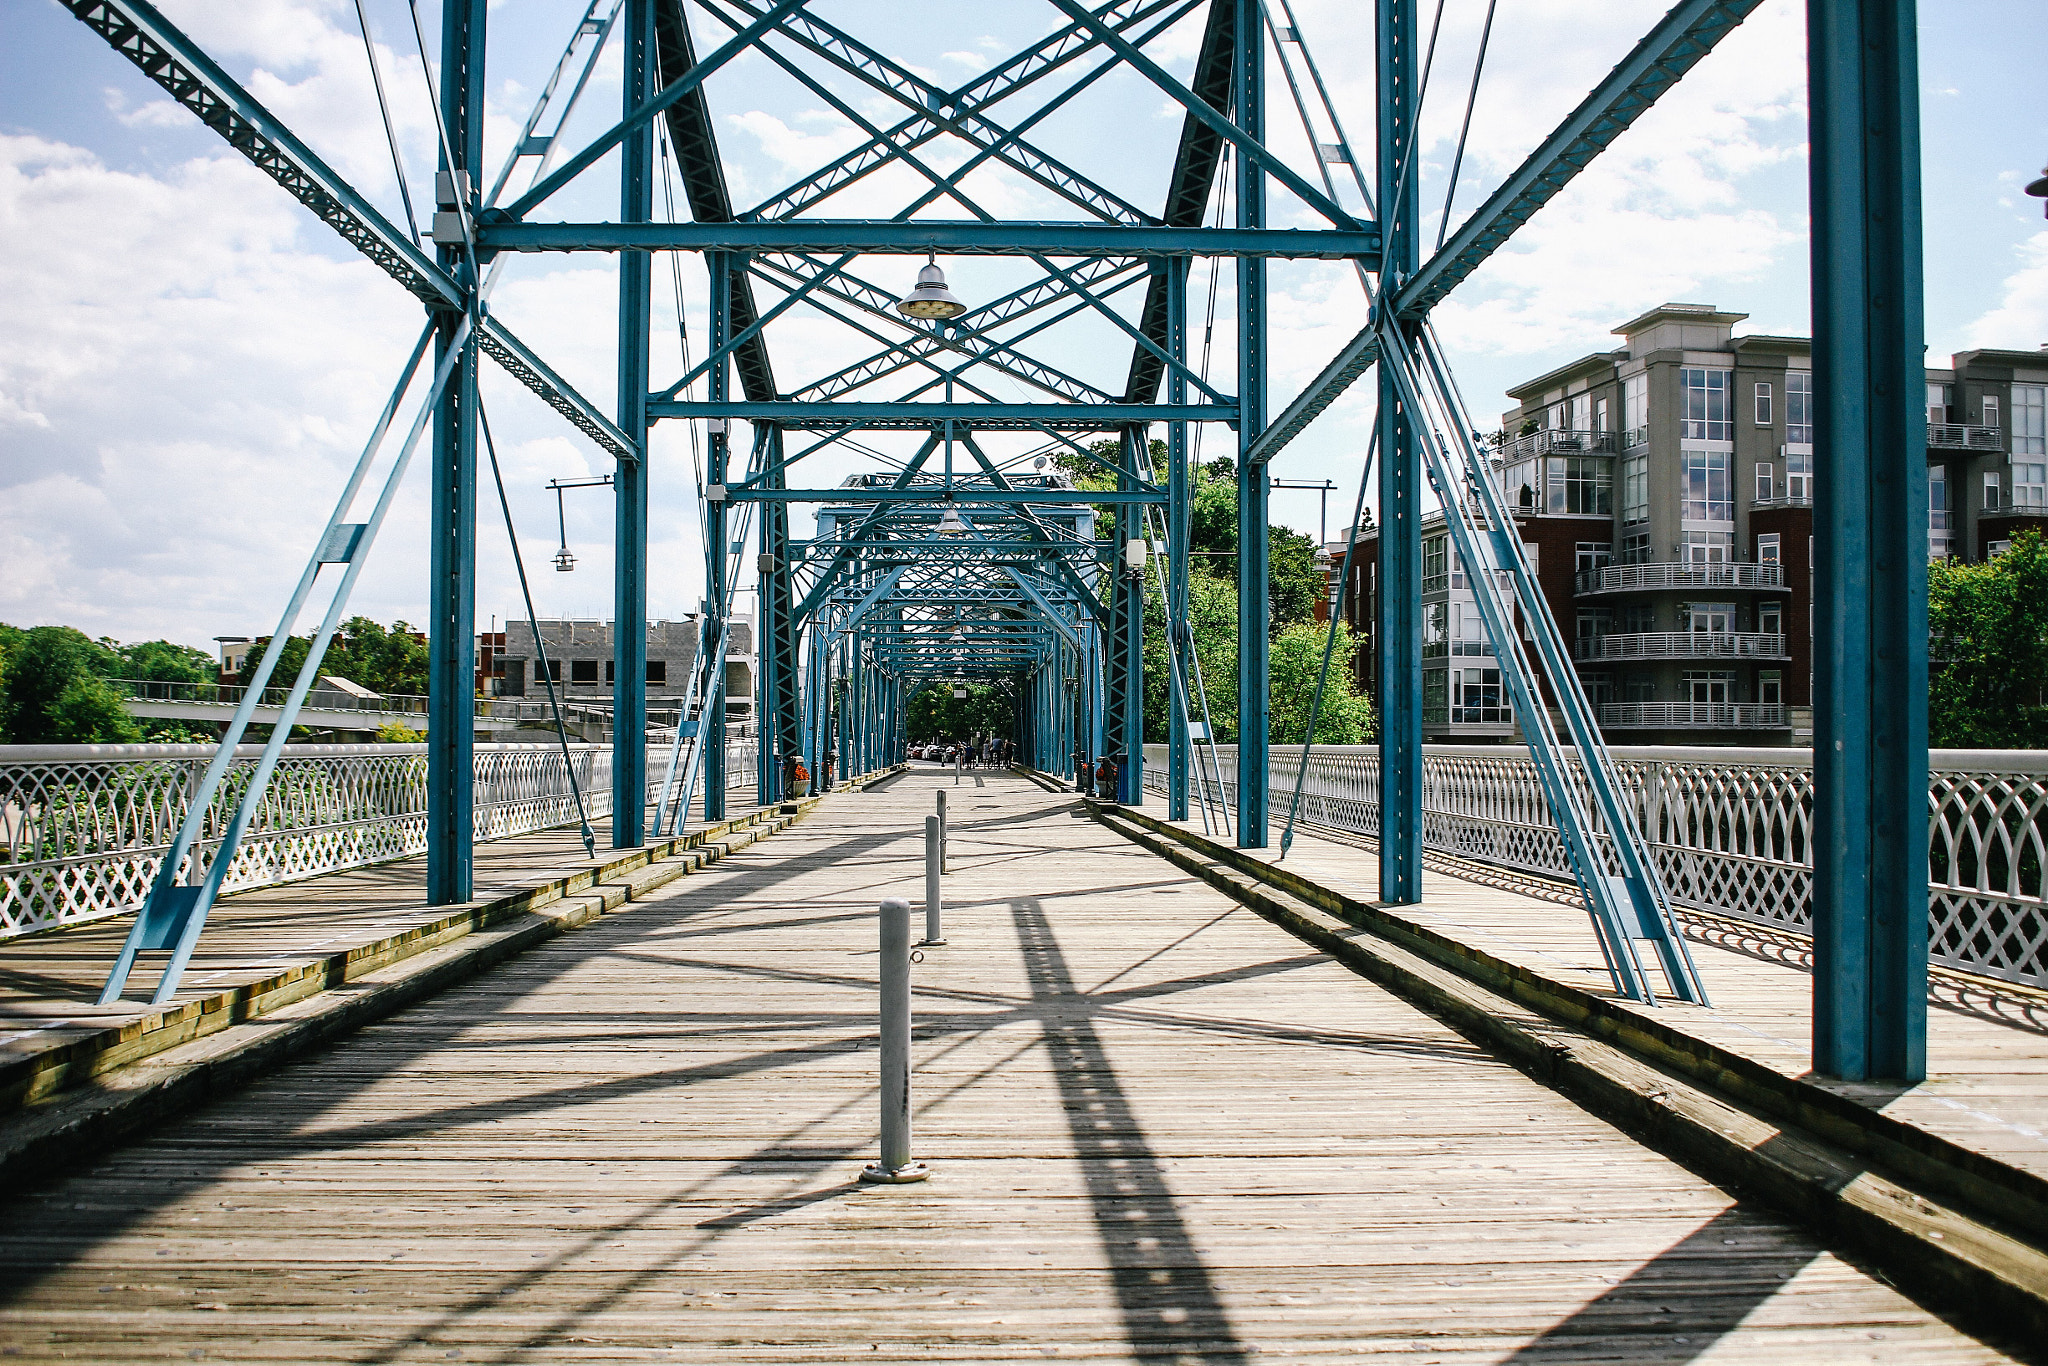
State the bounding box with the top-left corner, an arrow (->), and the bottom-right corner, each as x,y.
936,506 -> 968,534
896,255 -> 966,320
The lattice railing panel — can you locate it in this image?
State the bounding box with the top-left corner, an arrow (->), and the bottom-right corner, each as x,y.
1141,743 -> 2048,990
0,741 -> 759,938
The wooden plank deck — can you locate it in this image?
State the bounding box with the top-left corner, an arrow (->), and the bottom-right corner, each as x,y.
0,769 -> 2022,1362
1234,820 -> 2048,1190
0,804 -> 768,1078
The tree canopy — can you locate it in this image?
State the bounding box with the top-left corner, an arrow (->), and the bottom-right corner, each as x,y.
1928,530 -> 2048,748
238,617 -> 430,698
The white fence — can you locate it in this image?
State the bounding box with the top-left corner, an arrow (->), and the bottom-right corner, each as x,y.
0,740 -> 759,938
1141,743 -> 2048,991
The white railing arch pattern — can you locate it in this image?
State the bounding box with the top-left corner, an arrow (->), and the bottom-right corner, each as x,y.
1142,743 -> 2048,991
0,740 -> 757,938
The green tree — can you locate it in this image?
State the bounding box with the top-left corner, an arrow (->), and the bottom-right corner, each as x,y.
0,625 -> 136,744
46,674 -> 143,744
1142,567 -> 1238,743
375,721 -> 426,743
239,617 -> 431,698
1928,530 -> 2048,748
1266,621 -> 1375,745
906,681 -> 1014,743
116,639 -> 215,684
1178,459 -> 1326,632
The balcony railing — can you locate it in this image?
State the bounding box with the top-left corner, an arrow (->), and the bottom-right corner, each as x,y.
1575,562 -> 1785,595
1598,703 -> 1788,729
1751,494 -> 1814,510
1621,425 -> 1648,449
1927,423 -> 2003,450
1982,495 -> 2048,517
1573,631 -> 1788,661
1495,428 -> 1616,461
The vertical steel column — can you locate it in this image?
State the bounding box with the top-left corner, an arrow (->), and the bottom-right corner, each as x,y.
1110,430 -> 1145,803
757,428 -> 784,801
426,0 -> 485,905
612,0 -> 653,848
1375,0 -> 1423,903
1808,0 -> 1929,1082
1167,260 -> 1192,821
702,253 -> 730,822
1234,0 -> 1270,847
768,429 -> 803,799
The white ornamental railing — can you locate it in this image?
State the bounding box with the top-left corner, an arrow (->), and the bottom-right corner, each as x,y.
1140,743 -> 2048,991
0,740 -> 758,939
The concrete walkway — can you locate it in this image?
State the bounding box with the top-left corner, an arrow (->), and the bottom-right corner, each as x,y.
0,768 -> 2021,1362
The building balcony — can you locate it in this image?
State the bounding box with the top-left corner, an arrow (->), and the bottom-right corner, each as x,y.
1598,702 -> 1789,729
1927,423 -> 2003,451
1573,631 -> 1788,662
1751,494 -> 1813,511
1982,496 -> 2048,518
1575,563 -> 1785,595
1495,428 -> 1615,461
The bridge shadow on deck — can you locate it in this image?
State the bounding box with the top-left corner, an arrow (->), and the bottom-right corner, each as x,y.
1010,893 -> 1251,1364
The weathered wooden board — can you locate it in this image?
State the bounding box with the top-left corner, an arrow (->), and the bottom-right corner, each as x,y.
0,772 -> 2023,1362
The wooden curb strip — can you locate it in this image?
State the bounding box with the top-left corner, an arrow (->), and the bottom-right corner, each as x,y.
1074,791 -> 2048,1341
0,765 -> 902,1188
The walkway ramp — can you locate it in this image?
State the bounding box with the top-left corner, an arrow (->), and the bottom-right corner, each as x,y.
0,770 -> 2021,1362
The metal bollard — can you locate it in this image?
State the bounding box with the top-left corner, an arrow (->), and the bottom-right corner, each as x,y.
862,897 -> 930,1183
935,789 -> 949,873
920,816 -> 947,946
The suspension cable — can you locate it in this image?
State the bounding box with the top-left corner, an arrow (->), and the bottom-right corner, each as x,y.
478,400 -> 597,859
352,0 -> 420,245
1435,0 -> 1498,252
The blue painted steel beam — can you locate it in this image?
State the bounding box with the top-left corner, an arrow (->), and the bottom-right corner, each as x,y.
427,0 -> 487,906
745,0 -> 1190,221
648,402 -> 1230,424
1808,0 -> 1928,1082
1376,0 -> 1422,904
1166,258 -> 1191,822
58,0 -> 631,461
1242,327 -> 1379,467
1044,0 -> 1363,232
1392,0 -> 1763,319
731,488 -> 1167,505
494,0 -> 809,221
1233,0 -> 1269,848
612,0 -> 653,848
479,222 -> 1379,259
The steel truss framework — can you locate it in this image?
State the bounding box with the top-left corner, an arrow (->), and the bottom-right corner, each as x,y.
73,0 -> 1930,1079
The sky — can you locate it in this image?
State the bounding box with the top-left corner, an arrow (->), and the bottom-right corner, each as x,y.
0,0 -> 2043,654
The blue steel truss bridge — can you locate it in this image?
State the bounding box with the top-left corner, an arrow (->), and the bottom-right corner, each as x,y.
59,0 -> 1935,1092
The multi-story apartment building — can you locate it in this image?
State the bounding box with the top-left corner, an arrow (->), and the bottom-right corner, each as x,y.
1337,302 -> 2048,745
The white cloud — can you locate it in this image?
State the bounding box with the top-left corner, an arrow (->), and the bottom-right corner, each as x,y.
1962,231 -> 2048,352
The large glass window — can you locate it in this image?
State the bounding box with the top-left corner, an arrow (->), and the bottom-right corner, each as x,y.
1544,456 -> 1612,514
1754,382 -> 1772,426
1755,461 -> 1773,502
1620,532 -> 1651,564
1927,383 -> 1952,424
1423,535 -> 1447,586
1985,472 -> 2003,511
1569,393 -> 1591,433
1983,393 -> 2001,428
1682,531 -> 1734,564
1759,670 -> 1783,706
1423,670 -> 1447,722
1450,667 -> 1508,723
1622,454 -> 1649,524
1929,466 -> 1953,560
2016,384 -> 2047,457
1623,373 -> 1648,440
1680,368 -> 1732,441
1785,450 -> 1814,500
1682,448 -> 1734,522
2014,460 -> 2047,509
1683,670 -> 1735,704
1687,602 -> 1735,633
1575,542 -> 1612,575
1786,371 -> 1814,444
